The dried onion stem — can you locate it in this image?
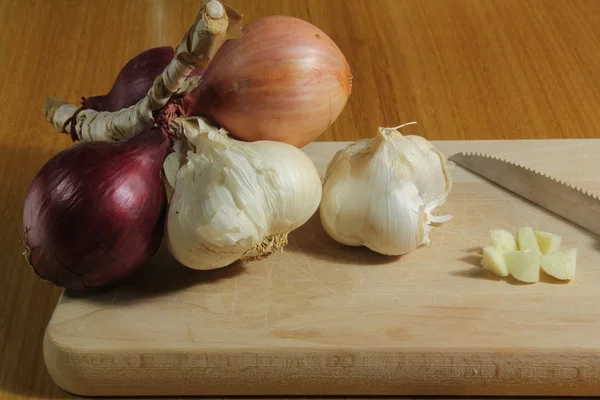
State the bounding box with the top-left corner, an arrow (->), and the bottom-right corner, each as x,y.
43,0 -> 242,142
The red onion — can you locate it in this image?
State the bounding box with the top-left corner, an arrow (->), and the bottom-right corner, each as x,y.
183,15 -> 352,148
79,46 -> 204,113
81,46 -> 175,112
22,126 -> 171,291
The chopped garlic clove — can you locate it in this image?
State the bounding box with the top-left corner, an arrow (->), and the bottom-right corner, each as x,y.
517,227 -> 541,254
481,245 -> 509,277
489,229 -> 517,252
541,248 -> 577,280
504,249 -> 541,283
534,230 -> 562,255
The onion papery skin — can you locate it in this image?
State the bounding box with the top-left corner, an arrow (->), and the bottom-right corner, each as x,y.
184,15 -> 352,148
22,127 -> 170,291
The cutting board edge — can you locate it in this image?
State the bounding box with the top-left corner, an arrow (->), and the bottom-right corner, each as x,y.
43,327 -> 600,397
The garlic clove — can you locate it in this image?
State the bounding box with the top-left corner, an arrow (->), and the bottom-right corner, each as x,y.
404,134 -> 453,206
162,139 -> 183,190
481,245 -> 509,277
517,226 -> 542,254
540,248 -> 576,280
319,123 -> 453,256
321,177 -> 427,255
489,228 -> 518,252
505,249 -> 541,283
534,230 -> 562,255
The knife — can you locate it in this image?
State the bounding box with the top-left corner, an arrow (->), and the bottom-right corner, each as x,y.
448,152 -> 600,237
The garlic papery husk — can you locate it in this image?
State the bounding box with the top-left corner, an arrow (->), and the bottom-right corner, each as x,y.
165,116 -> 322,270
319,122 -> 453,256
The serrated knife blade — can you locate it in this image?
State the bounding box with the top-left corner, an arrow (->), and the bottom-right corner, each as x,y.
448,152 -> 600,237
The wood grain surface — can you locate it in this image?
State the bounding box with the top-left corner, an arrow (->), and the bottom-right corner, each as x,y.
0,0 -> 599,399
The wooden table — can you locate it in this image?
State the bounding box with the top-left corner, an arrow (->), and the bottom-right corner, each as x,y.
0,1 -> 599,399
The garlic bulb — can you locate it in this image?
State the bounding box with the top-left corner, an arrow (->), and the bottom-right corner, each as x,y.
319,123 -> 453,256
165,116 -> 322,270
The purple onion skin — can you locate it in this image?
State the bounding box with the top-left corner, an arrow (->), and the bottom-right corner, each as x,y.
82,46 -> 174,112
23,128 -> 171,291
82,46 -> 205,112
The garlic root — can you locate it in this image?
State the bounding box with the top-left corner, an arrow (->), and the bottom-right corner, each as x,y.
43,0 -> 242,142
241,234 -> 289,261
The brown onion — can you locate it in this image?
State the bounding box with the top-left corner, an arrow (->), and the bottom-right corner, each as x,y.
184,15 -> 352,147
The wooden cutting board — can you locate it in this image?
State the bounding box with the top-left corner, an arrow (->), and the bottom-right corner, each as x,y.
43,139 -> 600,397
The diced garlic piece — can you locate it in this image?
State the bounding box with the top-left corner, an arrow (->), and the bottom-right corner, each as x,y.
541,248 -> 577,280
489,229 -> 517,252
534,230 -> 562,255
505,249 -> 541,283
481,245 -> 509,277
517,227 -> 541,254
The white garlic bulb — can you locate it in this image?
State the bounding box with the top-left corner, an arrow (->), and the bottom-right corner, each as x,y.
165,117 -> 322,270
319,123 -> 453,256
